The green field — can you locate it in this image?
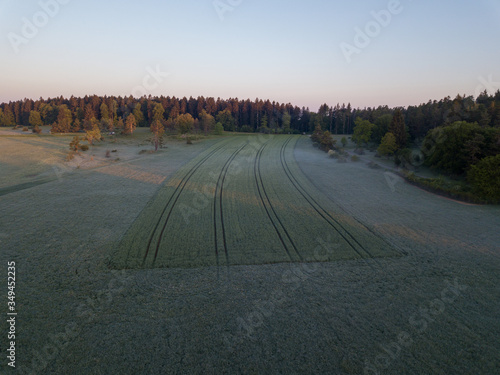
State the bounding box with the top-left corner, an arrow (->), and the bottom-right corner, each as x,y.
2,132 -> 499,375
110,135 -> 399,269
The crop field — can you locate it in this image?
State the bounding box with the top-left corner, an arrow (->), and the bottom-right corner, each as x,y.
110,135 -> 399,269
1,133 -> 499,375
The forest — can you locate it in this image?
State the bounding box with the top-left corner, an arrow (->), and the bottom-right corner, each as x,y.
1,91 -> 499,138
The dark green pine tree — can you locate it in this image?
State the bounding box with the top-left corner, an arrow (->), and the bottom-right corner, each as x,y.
389,109 -> 408,149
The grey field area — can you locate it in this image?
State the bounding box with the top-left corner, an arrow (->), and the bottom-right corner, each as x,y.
1,136 -> 499,375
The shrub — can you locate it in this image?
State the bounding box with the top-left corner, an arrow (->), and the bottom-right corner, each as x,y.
397,148 -> 412,168
32,125 -> 42,134
352,118 -> 374,147
258,126 -> 271,134
351,155 -> 360,162
354,148 -> 365,155
467,154 -> 500,201
339,149 -> 349,157
319,131 -> 335,151
328,150 -> 337,158
311,125 -> 322,143
23,127 -> 29,132
378,132 -> 397,157
240,125 -> 253,133
69,136 -> 81,151
80,145 -> 89,151
86,123 -> 102,144
404,172 -> 486,204
213,123 -> 224,135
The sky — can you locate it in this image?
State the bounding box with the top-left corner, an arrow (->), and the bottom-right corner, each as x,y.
0,0 -> 499,111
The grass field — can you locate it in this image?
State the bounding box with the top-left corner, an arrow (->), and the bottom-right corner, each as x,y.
109,135 -> 399,269
0,134 -> 69,192
0,132 -> 499,375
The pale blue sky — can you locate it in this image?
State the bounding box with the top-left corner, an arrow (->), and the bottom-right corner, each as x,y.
1,0 -> 499,110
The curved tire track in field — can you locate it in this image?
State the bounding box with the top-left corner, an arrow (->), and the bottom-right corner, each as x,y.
142,140 -> 228,266
280,136 -> 399,268
254,141 -> 303,262
214,143 -> 248,266
279,137 -> 373,260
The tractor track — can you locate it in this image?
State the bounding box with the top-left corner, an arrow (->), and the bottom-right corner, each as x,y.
280,137 -> 383,263
141,140 -> 229,266
280,136 -> 392,269
214,143 -> 248,266
254,141 -> 303,262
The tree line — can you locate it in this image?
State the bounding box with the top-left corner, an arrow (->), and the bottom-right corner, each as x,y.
1,91 -> 499,139
0,95 -> 315,134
